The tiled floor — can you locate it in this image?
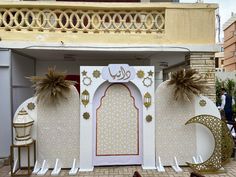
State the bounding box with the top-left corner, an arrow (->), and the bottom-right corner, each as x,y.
1,160 -> 236,177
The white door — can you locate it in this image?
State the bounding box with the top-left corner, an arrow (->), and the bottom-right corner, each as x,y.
93,83 -> 142,165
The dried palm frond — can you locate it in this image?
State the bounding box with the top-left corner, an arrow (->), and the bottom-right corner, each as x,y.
167,69 -> 207,102
28,67 -> 77,105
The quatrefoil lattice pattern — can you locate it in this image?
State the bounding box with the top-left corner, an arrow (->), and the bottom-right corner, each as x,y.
0,8 -> 165,33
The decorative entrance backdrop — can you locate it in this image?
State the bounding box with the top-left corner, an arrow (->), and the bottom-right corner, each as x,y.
96,84 -> 139,156
79,65 -> 155,171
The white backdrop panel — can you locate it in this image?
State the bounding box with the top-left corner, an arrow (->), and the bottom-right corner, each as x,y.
194,95 -> 221,161
155,81 -> 196,165
37,86 -> 80,168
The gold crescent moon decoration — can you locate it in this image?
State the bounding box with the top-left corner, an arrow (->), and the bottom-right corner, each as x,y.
185,114 -> 234,172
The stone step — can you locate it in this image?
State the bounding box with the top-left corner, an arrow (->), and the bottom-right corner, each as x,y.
0,159 -> 4,168
4,158 -> 10,166
0,157 -> 10,167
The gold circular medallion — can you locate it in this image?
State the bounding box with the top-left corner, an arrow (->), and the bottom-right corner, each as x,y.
27,102 -> 35,110
199,99 -> 206,107
137,70 -> 145,78
93,70 -> 101,78
146,115 -> 152,122
83,112 -> 90,120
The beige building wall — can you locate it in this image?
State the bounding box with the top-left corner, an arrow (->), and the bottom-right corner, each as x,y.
185,52 -> 216,102
215,50 -> 224,71
161,52 -> 216,102
223,13 -> 236,71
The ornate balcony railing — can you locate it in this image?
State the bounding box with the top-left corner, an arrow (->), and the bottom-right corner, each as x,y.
0,6 -> 165,34
0,2 -> 218,45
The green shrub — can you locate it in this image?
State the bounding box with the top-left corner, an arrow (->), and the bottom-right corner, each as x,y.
216,78 -> 236,111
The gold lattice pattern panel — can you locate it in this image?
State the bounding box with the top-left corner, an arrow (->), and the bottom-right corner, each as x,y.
0,8 -> 165,33
185,114 -> 234,172
96,84 -> 139,156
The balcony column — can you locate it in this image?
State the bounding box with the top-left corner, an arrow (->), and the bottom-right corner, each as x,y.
185,52 -> 216,102
0,50 -> 11,159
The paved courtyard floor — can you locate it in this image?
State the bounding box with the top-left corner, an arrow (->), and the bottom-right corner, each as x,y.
0,160 -> 236,177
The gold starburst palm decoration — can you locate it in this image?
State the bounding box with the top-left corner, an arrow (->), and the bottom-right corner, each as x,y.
28,68 -> 76,105
168,69 -> 207,101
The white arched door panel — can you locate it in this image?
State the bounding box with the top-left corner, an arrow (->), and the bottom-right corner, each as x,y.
93,83 -> 142,165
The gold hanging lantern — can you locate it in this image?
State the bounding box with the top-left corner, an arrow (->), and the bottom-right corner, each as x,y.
13,108 -> 34,146
81,90 -> 90,107
144,92 -> 151,108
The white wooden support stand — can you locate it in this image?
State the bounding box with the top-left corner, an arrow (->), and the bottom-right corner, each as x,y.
32,161 -> 41,174
156,156 -> 165,172
192,155 -> 203,164
197,155 -> 203,163
51,158 -> 62,176
69,158 -> 79,175
13,158 -> 18,173
192,156 -> 198,164
171,157 -> 182,172
37,160 -> 48,176
9,158 -> 18,175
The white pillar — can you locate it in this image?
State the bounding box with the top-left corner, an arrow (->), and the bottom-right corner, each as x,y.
79,104 -> 94,171
0,50 -> 11,158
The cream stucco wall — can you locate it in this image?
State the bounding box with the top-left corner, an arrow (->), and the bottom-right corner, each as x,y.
165,8 -> 216,44
0,2 -> 217,47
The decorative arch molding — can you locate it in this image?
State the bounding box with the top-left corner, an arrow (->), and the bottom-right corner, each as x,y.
96,83 -> 140,117
80,65 -> 155,171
